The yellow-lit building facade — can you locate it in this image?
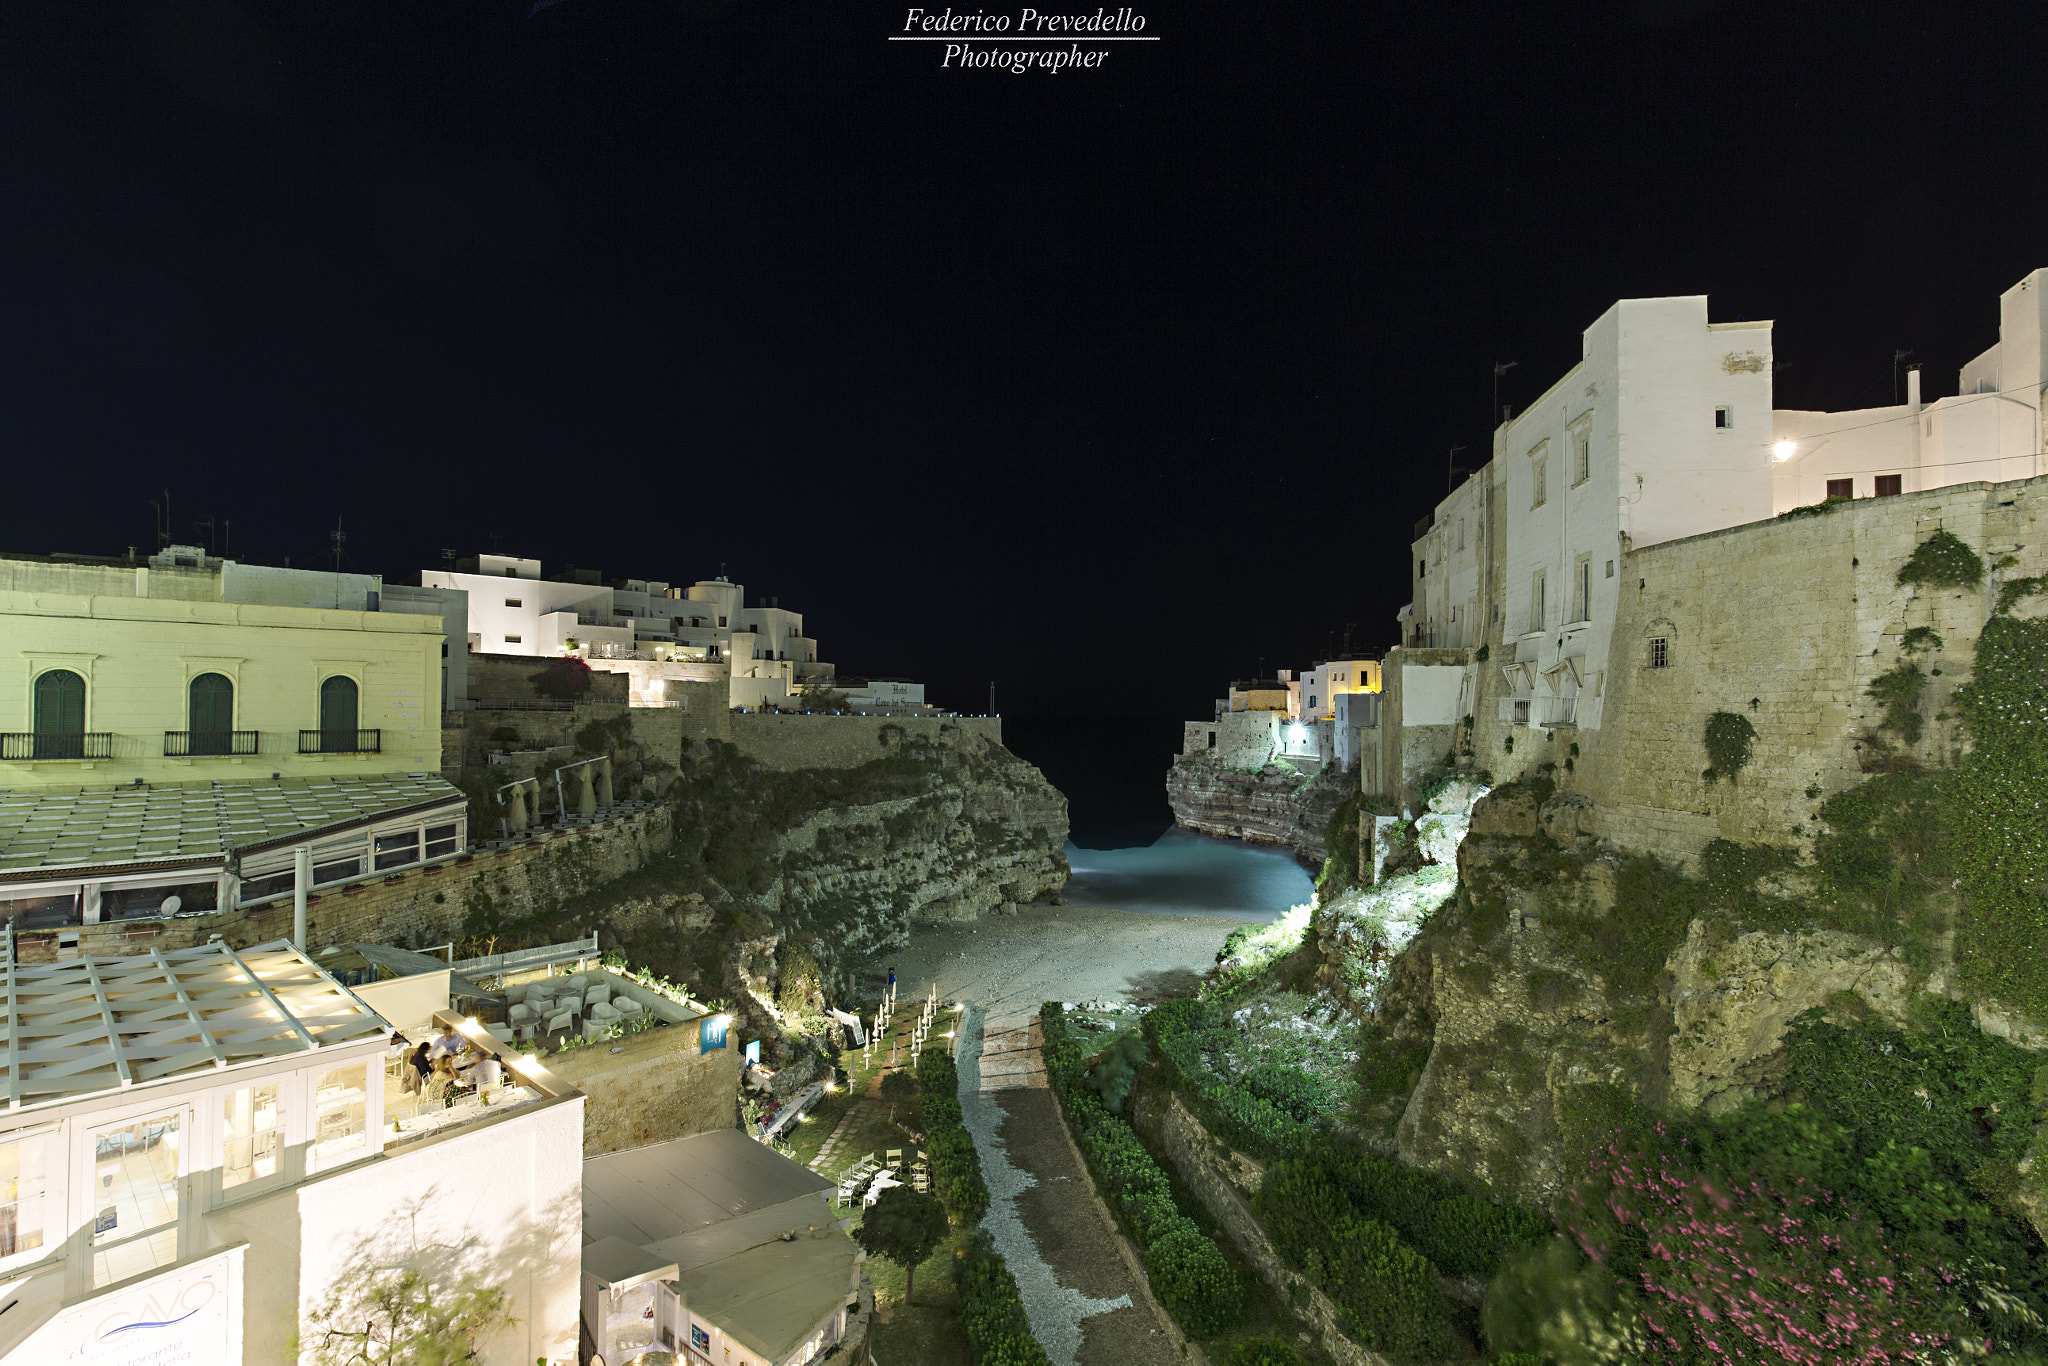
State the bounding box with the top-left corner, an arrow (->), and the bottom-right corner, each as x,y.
1,589 -> 443,785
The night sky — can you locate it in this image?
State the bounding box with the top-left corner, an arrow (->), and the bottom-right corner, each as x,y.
6,0 -> 2048,727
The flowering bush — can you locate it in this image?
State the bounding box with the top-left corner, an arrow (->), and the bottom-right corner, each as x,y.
1558,1109 -> 2040,1364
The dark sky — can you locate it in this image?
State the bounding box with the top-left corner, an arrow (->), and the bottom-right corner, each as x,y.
5,0 -> 2046,721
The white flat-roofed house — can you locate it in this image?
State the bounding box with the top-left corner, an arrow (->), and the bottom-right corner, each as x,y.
0,937 -> 584,1365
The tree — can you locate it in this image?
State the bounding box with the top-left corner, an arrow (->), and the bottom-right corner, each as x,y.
797,683 -> 850,712
854,1185 -> 949,1306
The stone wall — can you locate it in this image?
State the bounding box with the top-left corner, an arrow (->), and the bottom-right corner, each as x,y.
468,651 -> 629,704
1565,474 -> 2046,867
545,1020 -> 741,1156
726,713 -> 1002,772
16,806 -> 674,963
1129,1085 -> 1383,1366
1180,711 -> 1279,770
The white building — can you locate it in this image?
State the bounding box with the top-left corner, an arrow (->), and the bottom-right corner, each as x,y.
422,557 -> 835,710
1296,658 -> 1381,722
1412,294 -> 1776,743
0,938 -> 583,1364
1771,268 -> 2048,507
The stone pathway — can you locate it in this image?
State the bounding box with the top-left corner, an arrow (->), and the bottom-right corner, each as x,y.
959,1003 -> 1180,1366
810,1097 -> 878,1171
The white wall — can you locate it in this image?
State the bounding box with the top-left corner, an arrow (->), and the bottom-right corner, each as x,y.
1399,665 -> 1467,727
288,1097 -> 585,1366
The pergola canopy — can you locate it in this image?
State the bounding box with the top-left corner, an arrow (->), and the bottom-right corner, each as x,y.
1,936 -> 389,1112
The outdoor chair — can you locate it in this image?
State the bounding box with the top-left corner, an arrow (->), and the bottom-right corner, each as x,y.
885,1148 -> 902,1166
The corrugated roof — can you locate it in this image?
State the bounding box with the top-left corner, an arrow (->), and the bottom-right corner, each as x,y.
581,1129 -> 833,1247
1,937 -> 390,1111
0,774 -> 464,878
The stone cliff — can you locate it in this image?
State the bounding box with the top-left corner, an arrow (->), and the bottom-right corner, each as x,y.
477,725 -> 1069,1067
1165,753 -> 1350,868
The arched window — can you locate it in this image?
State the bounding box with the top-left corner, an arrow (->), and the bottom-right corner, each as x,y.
319,676 -> 359,752
188,673 -> 234,755
32,670 -> 86,759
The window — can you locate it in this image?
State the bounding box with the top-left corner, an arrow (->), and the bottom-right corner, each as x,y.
312,1063 -> 368,1165
1875,474 -> 1902,497
1649,637 -> 1670,669
1605,559 -> 1615,578
424,822 -> 460,860
223,1081 -> 283,1190
503,567 -> 516,577
373,829 -> 420,872
1207,731 -> 1217,750
90,1109 -> 184,1288
0,1132 -> 50,1260
312,838 -> 364,886
0,894 -> 77,930
104,881 -> 216,921
1309,696 -> 1318,709
504,634 -> 523,644
1530,571 -> 1547,633
1573,555 -> 1592,623
1715,406 -> 1733,429
1572,422 -> 1592,485
187,672 -> 234,755
31,669 -> 86,758
1512,700 -> 1530,724
1418,560 -> 1426,578
718,616 -> 727,627
505,598 -> 523,608
318,676 -> 359,753
1532,455 -> 1549,508
1826,478 -> 1853,499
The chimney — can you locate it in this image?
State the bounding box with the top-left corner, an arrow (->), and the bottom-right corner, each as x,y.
1907,365 -> 1922,413
771,597 -> 779,609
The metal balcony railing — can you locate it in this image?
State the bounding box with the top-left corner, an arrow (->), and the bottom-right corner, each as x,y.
165,730 -> 260,757
1,732 -> 114,760
299,728 -> 382,754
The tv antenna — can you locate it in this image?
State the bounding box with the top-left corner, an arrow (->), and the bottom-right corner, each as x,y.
1493,360 -> 1519,427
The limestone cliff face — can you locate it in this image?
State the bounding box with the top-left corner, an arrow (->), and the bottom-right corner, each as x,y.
1166,753 -> 1349,866
1343,786 -> 1958,1206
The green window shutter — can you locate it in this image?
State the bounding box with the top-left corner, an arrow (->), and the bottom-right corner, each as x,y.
189,673 -> 234,734
33,670 -> 85,735
320,676 -> 359,748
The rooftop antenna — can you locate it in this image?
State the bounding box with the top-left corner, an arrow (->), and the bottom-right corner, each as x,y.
988,681 -> 996,716
1448,444 -> 1469,493
441,548 -> 457,571
329,516 -> 347,572
192,515 -> 216,555
1493,361 -> 1519,428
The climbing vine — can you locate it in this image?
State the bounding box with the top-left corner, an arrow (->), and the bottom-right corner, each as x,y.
1700,711 -> 1756,783
1866,662 -> 1927,744
1896,529 -> 1985,589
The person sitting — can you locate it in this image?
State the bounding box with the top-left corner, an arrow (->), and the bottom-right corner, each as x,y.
426,1054 -> 463,1102
427,1024 -> 466,1063
404,1041 -> 433,1095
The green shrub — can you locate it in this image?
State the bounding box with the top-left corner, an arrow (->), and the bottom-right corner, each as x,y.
1145,1226 -> 1238,1336
915,1045 -> 988,1220
1897,528 -> 1985,589
1040,1004 -> 1242,1338
1143,998 -> 1316,1159
1227,1340 -> 1304,1366
1867,660 -> 1927,743
955,1229 -> 1053,1366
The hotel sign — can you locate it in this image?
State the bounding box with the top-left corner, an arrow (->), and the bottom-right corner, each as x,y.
18,1245 -> 244,1364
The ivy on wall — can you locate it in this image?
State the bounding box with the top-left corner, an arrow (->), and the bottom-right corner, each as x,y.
1700,711 -> 1756,784
1896,529 -> 1985,589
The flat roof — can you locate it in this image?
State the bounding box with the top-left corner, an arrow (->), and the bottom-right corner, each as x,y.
581,1129 -> 832,1245
0,774 -> 465,880
2,937 -> 389,1112
659,1193 -> 857,1363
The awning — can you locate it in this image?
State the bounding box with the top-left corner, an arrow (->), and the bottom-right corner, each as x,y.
346,943 -> 501,1002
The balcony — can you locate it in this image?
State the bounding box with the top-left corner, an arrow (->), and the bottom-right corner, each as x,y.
165,730 -> 260,757
1,732 -> 114,760
298,729 -> 382,754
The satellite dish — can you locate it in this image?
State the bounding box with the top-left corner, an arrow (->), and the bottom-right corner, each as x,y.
158,895 -> 181,916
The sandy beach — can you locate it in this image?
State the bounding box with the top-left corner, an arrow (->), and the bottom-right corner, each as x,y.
847,903 -> 1252,1019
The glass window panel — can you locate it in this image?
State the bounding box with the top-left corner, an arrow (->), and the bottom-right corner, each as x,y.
424,823 -> 460,860
104,881 -> 217,922
314,1063 -> 368,1163
222,1082 -> 282,1190
239,870 -> 296,904
0,1133 -> 50,1260
373,830 -> 420,872
0,894 -> 78,931
90,1110 -> 182,1286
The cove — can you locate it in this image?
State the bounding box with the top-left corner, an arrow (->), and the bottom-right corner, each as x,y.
1060,828 -> 1313,923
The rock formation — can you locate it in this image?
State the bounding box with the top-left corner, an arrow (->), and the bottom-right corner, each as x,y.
1165,753 -> 1350,868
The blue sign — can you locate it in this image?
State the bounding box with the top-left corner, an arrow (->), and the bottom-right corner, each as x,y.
691,1323 -> 710,1351
744,1039 -> 760,1066
699,1015 -> 728,1055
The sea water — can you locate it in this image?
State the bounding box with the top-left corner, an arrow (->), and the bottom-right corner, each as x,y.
1060,828 -> 1313,922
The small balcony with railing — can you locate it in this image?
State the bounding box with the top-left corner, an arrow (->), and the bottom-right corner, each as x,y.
298,728 -> 383,755
1,732 -> 115,760
164,730 -> 261,757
